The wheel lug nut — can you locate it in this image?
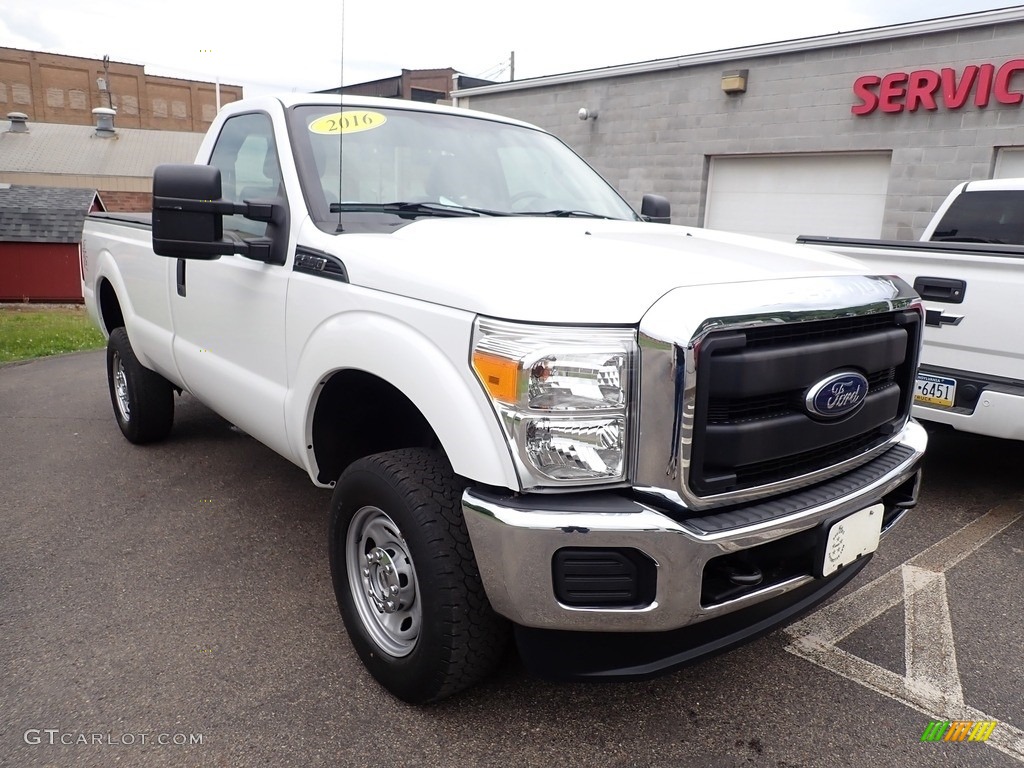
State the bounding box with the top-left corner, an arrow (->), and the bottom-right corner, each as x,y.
385,600 -> 396,611
389,585 -> 399,596
383,565 -> 393,574
362,568 -> 370,577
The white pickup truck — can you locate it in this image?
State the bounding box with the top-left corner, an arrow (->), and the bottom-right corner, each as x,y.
800,178 -> 1024,442
83,94 -> 926,703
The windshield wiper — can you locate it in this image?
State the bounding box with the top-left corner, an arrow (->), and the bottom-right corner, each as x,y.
517,209 -> 616,219
330,201 -> 508,218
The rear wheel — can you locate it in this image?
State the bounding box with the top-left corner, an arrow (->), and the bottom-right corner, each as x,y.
328,448 -> 509,704
106,327 -> 174,444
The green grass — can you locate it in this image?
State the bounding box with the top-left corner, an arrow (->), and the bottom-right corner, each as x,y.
0,305 -> 105,363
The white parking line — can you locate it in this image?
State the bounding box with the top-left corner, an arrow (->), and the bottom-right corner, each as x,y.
785,501 -> 1024,762
903,565 -> 962,710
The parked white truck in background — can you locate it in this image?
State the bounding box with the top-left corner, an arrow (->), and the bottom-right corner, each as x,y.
800,178 -> 1024,442
82,94 -> 926,703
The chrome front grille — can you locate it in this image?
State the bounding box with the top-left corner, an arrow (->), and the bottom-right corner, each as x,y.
634,275 -> 922,512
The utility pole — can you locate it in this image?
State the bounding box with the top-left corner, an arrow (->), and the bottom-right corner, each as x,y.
510,51 -> 515,82
102,55 -> 111,108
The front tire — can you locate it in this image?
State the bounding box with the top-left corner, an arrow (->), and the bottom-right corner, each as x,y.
329,448 -> 509,704
106,327 -> 174,444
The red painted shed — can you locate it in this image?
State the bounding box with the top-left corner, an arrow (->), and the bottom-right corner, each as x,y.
0,185 -> 105,302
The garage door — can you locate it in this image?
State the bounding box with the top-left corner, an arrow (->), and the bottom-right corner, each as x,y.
994,147 -> 1024,178
705,153 -> 892,242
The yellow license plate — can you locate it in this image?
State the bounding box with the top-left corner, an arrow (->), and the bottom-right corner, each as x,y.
914,373 -> 956,409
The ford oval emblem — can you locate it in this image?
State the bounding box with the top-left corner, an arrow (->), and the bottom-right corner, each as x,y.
805,371 -> 869,419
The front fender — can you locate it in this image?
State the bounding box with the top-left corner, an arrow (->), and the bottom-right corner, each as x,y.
285,309 -> 519,490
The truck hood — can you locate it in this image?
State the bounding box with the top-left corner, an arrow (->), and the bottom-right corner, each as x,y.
337,217 -> 869,324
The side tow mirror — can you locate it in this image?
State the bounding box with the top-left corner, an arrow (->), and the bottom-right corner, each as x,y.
152,164 -> 285,264
152,164 -> 232,260
641,194 -> 671,224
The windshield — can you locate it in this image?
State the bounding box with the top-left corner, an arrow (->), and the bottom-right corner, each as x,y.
288,104 -> 638,233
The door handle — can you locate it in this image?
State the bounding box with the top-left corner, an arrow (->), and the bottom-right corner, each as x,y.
176,259 -> 186,297
913,276 -> 965,304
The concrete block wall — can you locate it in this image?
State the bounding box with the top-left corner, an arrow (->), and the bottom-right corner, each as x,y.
463,20 -> 1024,240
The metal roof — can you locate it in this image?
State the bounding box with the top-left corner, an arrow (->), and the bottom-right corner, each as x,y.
0,185 -> 103,243
0,121 -> 205,178
452,7 -> 1024,98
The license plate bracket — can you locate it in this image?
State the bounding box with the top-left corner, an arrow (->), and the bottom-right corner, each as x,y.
818,503 -> 884,578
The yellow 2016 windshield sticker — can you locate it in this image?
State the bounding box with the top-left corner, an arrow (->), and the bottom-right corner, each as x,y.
309,111 -> 387,134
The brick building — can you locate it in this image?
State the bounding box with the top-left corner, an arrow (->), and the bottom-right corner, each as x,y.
454,7 -> 1024,242
0,48 -> 238,212
0,48 -> 241,133
321,68 -> 494,103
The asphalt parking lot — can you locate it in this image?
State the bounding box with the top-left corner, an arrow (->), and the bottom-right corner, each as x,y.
2,350 -> 1022,768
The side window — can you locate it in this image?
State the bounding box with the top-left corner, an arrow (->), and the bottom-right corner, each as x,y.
208,113 -> 283,237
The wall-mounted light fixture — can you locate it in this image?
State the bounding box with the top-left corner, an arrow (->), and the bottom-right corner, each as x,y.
721,69 -> 748,95
578,107 -> 598,120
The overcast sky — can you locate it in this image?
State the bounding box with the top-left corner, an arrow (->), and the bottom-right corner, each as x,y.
0,1 -> 1016,98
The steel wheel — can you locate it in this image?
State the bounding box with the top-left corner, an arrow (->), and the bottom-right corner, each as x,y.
345,505 -> 420,657
112,351 -> 131,423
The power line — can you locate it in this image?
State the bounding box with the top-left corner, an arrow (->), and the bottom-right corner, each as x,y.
475,57 -> 511,80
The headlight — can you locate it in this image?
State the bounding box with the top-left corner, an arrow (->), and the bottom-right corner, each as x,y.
471,318 -> 636,487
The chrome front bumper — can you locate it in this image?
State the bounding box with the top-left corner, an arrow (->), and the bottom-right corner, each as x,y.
462,419 -> 927,633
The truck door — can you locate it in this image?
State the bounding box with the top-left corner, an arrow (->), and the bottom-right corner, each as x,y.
169,111 -> 292,459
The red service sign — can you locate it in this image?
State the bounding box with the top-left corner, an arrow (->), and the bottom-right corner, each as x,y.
852,59 -> 1024,115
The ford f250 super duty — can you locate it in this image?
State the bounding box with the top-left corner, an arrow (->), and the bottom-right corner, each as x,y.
82,94 -> 926,703
800,178 -> 1024,442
